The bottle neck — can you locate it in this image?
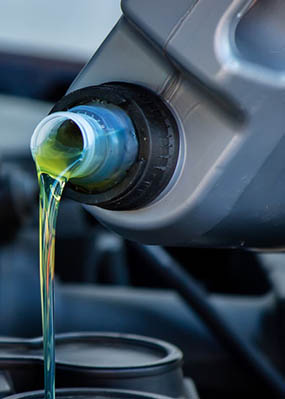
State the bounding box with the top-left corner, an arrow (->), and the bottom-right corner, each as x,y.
31,104 -> 138,191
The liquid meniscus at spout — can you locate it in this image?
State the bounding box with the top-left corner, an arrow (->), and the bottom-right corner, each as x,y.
34,119 -> 84,179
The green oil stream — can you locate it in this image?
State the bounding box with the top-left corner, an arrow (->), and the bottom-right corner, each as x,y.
34,120 -> 84,399
32,106 -> 137,399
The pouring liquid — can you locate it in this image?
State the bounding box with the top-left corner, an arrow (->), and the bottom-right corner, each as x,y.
31,106 -> 138,399
34,120 -> 84,399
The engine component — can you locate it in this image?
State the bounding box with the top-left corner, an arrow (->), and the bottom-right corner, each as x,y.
0,333 -> 197,399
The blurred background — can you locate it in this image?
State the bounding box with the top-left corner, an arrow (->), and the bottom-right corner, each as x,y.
0,0 -> 121,60
0,0 -> 122,156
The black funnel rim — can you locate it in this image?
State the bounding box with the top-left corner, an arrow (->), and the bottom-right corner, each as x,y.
5,388 -> 173,399
52,332 -> 182,370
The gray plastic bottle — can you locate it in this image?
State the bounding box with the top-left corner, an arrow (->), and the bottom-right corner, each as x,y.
51,0 -> 285,249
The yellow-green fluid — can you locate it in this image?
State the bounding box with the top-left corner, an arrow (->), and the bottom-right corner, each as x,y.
34,120 -> 84,399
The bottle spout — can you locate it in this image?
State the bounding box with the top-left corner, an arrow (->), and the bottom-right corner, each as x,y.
31,104 -> 139,191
